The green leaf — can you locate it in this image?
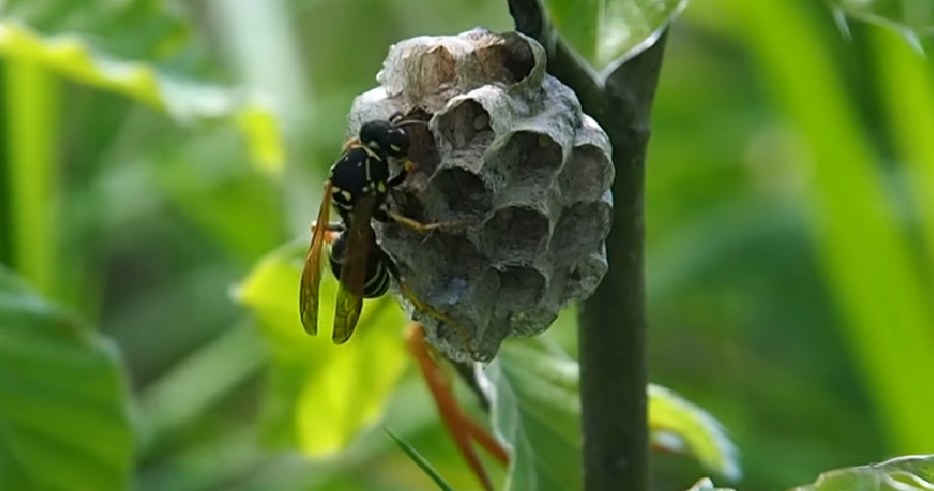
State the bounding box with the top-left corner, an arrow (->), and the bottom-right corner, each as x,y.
0,266 -> 133,491
792,455 -> 934,491
0,21 -> 285,174
830,0 -> 934,36
487,338 -> 739,491
1,0 -> 190,60
871,27 -> 934,275
487,338 -> 581,491
649,385 -> 740,482
651,388 -> 740,478
543,0 -> 687,72
385,428 -> 458,491
730,0 -> 934,454
233,241 -> 409,456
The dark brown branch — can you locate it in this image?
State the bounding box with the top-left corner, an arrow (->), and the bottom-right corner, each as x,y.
507,1 -> 669,491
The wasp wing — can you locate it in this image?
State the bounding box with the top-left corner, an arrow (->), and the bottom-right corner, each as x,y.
332,192 -> 377,344
299,182 -> 333,335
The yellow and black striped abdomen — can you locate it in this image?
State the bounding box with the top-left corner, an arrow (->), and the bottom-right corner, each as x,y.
328,230 -> 392,298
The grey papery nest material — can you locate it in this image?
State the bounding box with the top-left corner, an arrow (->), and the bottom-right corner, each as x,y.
347,28 -> 613,363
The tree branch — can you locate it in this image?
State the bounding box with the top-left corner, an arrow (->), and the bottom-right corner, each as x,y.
507,2 -> 669,491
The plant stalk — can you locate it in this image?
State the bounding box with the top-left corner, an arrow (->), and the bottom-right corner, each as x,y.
575,37 -> 667,491
507,1 -> 669,489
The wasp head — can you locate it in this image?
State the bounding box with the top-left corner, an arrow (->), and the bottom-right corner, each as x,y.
359,119 -> 410,159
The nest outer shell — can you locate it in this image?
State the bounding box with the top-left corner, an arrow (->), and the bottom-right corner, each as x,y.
347,28 -> 614,363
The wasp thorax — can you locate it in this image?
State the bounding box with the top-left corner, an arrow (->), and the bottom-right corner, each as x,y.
347,28 -> 613,363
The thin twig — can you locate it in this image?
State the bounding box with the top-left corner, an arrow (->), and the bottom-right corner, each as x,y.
506,1 -> 669,490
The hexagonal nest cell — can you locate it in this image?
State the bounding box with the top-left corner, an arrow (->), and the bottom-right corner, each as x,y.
347,28 -> 613,362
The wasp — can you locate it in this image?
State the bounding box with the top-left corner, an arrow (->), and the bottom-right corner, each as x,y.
298,113 -> 506,490
299,113 -> 438,343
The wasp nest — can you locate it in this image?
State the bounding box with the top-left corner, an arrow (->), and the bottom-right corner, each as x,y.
348,28 -> 613,363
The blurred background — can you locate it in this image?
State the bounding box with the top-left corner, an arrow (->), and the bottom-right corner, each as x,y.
2,0 -> 933,490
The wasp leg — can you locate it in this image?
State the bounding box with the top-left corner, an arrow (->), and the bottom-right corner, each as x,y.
388,160 -> 418,188
387,210 -> 470,234
397,281 -> 478,360
386,161 -> 475,232
405,323 -> 509,491
311,221 -> 345,233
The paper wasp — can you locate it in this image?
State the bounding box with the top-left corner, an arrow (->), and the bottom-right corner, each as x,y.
299,112 -> 440,343
298,112 -> 508,490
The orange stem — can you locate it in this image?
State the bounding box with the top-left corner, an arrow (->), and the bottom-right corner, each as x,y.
405,323 -> 509,491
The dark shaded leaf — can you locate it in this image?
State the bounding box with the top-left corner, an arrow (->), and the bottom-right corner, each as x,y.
0,267 -> 133,490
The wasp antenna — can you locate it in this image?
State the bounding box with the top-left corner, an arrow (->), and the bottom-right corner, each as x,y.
342,137 -> 363,151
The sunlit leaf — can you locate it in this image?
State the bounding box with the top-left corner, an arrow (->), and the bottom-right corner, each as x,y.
0,266 -> 133,490
3,59 -> 59,298
543,0 -> 688,73
830,0 -> 934,35
237,100 -> 286,175
0,21 -> 285,174
234,242 -> 409,456
486,337 -> 738,491
649,385 -> 740,482
385,428 -> 457,491
871,27 -> 934,274
791,455 -> 934,491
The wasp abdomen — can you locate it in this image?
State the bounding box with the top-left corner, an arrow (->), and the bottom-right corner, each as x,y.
328,230 -> 392,298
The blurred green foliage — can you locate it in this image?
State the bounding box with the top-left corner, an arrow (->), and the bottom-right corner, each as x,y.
0,266 -> 132,490
2,0 -> 934,490
830,0 -> 934,36
234,242 -> 408,456
793,455 -> 934,490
